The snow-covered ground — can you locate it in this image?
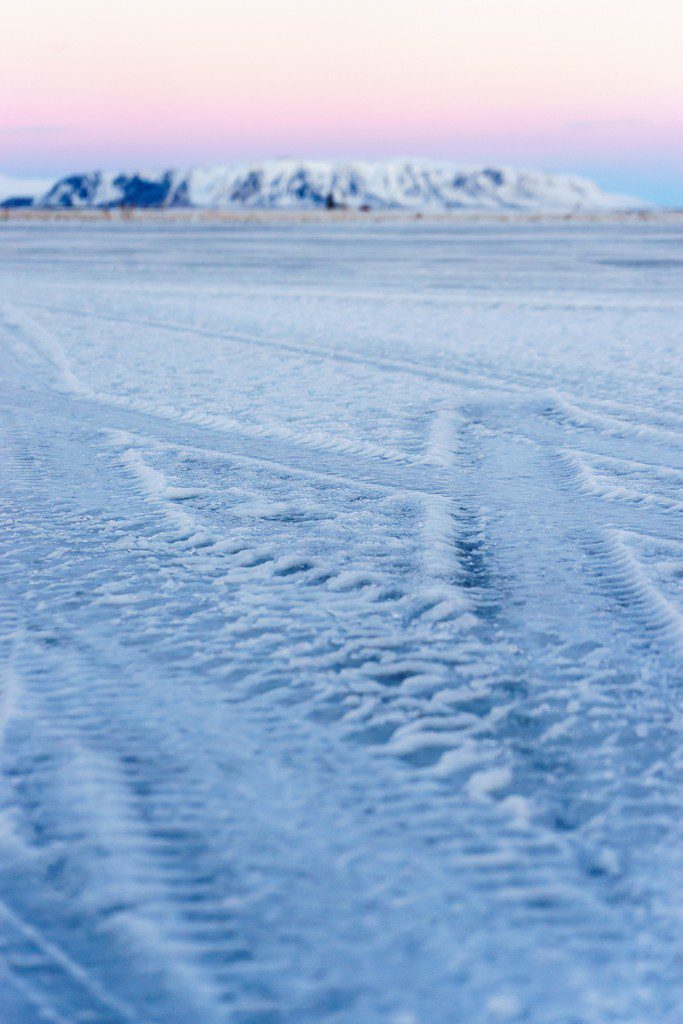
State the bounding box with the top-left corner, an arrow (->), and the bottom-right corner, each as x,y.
0,220 -> 681,1024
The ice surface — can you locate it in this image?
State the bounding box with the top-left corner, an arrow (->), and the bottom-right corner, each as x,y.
0,220 -> 681,1023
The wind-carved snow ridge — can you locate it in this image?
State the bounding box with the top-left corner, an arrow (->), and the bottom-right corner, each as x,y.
418,407 -> 475,626
594,529 -> 683,656
426,403 -> 464,469
549,391 -> 682,445
558,449 -> 683,512
116,442 -> 214,547
1,303 -> 86,395
33,160 -> 645,211
106,396 -> 423,468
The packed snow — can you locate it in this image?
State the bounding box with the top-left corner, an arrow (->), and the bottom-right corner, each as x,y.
0,219 -> 681,1024
13,160 -> 645,211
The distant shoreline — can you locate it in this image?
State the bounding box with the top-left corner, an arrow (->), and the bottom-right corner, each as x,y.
1,207 -> 679,226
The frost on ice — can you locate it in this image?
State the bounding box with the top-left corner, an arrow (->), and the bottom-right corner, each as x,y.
0,219 -> 681,1023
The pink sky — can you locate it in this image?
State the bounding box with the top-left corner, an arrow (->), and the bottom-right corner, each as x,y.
2,0 -> 682,202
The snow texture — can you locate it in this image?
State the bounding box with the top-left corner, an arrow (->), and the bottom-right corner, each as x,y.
0,219 -> 681,1024
30,159 -> 645,211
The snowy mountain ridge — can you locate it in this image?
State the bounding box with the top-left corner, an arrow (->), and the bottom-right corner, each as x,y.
6,160 -> 645,211
0,172 -> 53,206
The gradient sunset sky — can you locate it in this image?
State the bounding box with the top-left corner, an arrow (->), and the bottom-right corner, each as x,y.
2,0 -> 681,204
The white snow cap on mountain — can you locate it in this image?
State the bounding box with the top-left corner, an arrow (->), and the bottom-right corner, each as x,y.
32,160 -> 646,212
0,172 -> 53,203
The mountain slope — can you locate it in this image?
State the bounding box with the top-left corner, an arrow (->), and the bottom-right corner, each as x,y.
28,160 -> 644,212
0,173 -> 53,207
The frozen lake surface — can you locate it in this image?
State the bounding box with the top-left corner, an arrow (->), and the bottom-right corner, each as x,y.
0,221 -> 681,1023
